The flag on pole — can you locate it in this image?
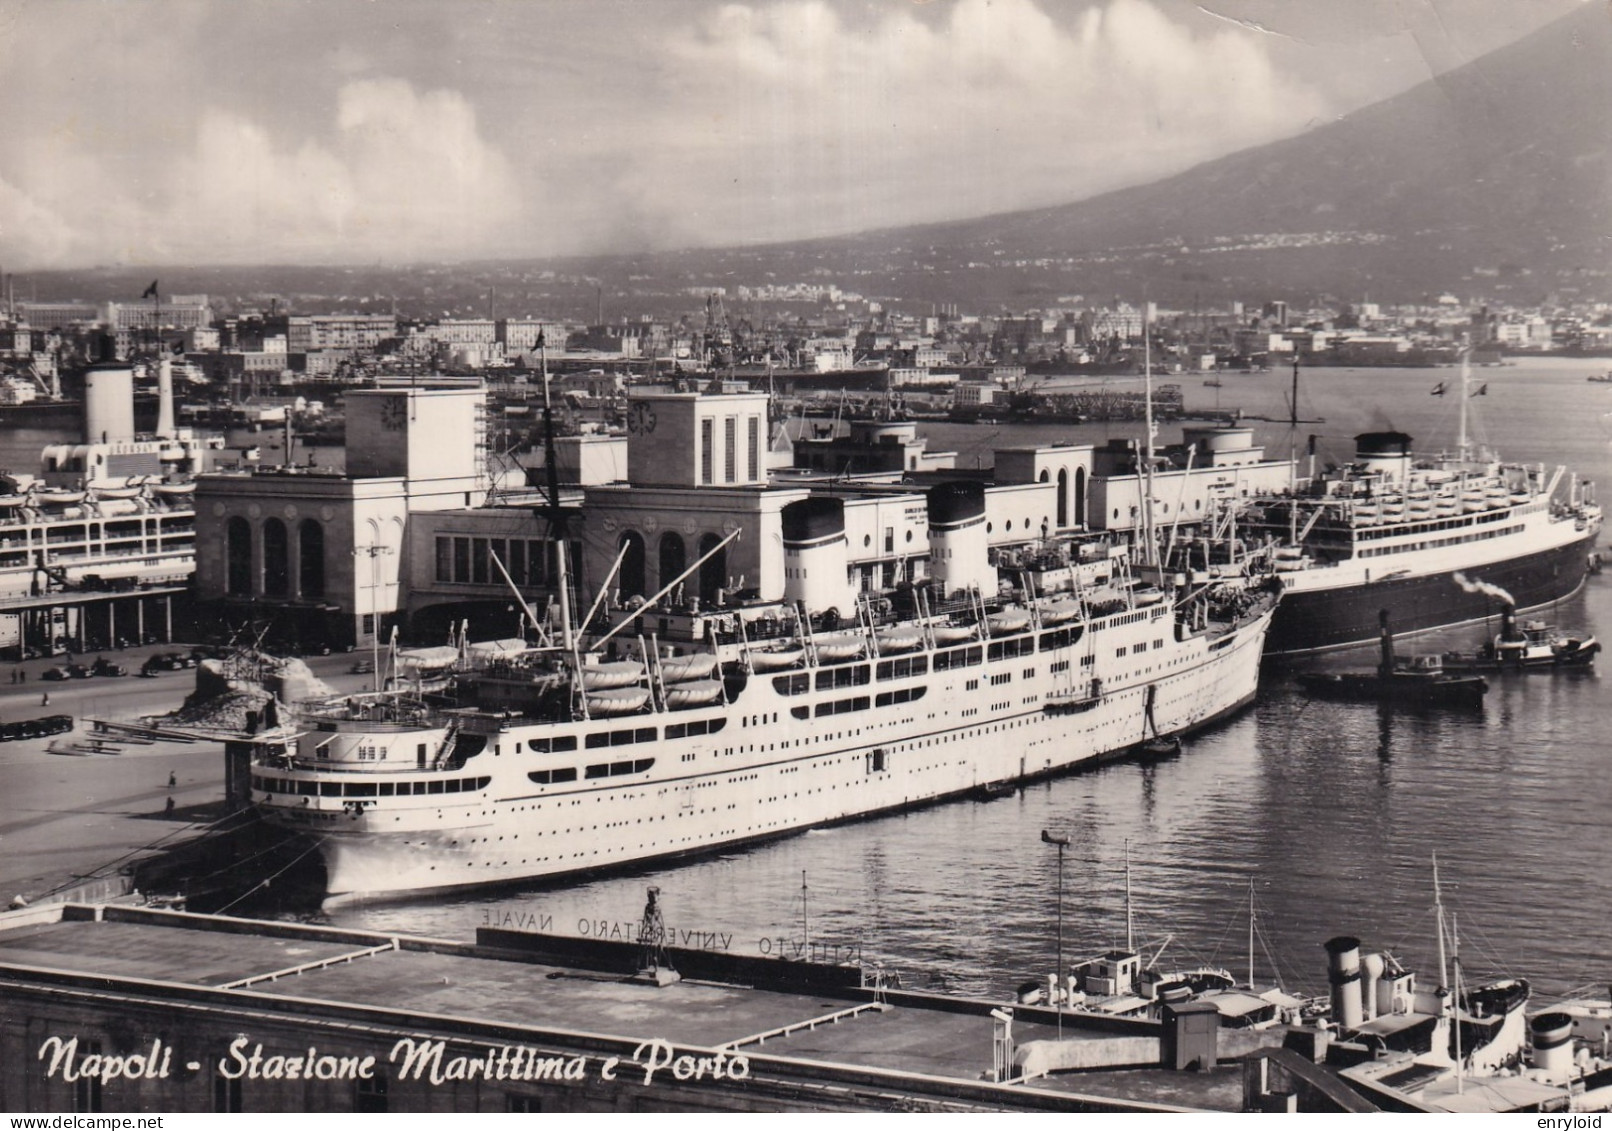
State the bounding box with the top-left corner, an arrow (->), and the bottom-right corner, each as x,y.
535,329 -> 545,349
141,280 -> 159,299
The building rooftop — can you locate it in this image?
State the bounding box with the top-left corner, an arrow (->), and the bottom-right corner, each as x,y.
0,904 -> 1247,1113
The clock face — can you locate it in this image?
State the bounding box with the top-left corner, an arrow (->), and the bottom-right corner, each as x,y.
626,403 -> 656,435
380,396 -> 407,432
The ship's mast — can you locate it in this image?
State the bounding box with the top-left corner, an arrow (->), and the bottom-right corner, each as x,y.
1288,353 -> 1300,546
1433,854 -> 1450,995
1247,874 -> 1256,989
1142,310 -> 1157,567
539,332 -> 575,650
1124,838 -> 1133,954
1457,348 -> 1472,463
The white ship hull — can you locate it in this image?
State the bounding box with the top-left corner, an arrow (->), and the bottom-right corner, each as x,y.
256,600 -> 1273,902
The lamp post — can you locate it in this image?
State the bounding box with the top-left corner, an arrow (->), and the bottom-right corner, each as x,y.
352,543 -> 395,692
1041,829 -> 1070,1038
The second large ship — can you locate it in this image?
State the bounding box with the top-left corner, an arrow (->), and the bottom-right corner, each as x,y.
1247,364 -> 1600,655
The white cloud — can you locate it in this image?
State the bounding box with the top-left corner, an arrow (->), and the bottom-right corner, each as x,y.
620,0 -> 1329,245
0,0 -> 1332,266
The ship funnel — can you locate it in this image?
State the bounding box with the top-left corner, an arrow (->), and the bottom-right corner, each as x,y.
1529,1012 -> 1575,1078
1378,609 -> 1395,678
156,358 -> 176,439
1324,936 -> 1364,1030
1500,604 -> 1519,644
781,496 -> 856,618
926,481 -> 995,599
83,364 -> 136,444
1360,952 -> 1384,1022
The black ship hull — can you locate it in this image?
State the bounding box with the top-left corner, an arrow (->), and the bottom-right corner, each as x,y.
1295,671 -> 1488,709
1267,530 -> 1598,656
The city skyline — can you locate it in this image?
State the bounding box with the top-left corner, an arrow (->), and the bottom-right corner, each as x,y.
0,0 -> 1590,270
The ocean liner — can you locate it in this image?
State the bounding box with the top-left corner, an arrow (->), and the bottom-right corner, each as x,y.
1248,366 -> 1600,655
246,422 -> 1276,902
0,361 -> 216,655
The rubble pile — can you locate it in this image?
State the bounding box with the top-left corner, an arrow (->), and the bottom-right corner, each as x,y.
144,652 -> 338,735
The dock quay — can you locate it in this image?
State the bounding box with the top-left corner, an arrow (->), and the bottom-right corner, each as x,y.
0,903 -> 1373,1114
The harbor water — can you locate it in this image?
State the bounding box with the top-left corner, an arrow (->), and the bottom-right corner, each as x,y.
8,359 -> 1604,1004
320,356 -> 1612,1005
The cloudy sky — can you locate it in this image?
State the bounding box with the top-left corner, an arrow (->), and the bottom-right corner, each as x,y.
0,0 -> 1587,269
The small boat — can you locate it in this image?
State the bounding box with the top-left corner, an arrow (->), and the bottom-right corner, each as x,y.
746,646 -> 804,672
812,632 -> 865,662
0,494 -> 27,509
664,679 -> 724,710
153,481 -> 196,496
1441,605 -> 1599,672
1044,681 -> 1103,714
580,660 -> 645,690
1132,735 -> 1182,762
987,609 -> 1032,635
1296,612 -> 1487,708
875,625 -> 925,653
1203,378 -> 1223,388
585,687 -> 651,716
88,480 -> 143,499
1587,371 -> 1612,383
34,489 -> 86,506
658,653 -> 717,683
1036,597 -> 1082,625
932,623 -> 977,645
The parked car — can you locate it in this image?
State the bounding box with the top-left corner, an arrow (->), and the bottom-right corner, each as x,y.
41,666 -> 71,681
91,657 -> 126,677
65,663 -> 93,679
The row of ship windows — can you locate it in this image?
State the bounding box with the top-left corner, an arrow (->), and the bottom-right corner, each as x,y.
253,774 -> 491,797
785,685 -> 929,721
770,628 -> 1091,697
528,758 -> 655,785
1357,523 -> 1522,558
524,717 -> 726,754
1353,509 -> 1517,542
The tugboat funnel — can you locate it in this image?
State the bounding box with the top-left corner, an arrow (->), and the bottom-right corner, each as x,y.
1378,610 -> 1395,678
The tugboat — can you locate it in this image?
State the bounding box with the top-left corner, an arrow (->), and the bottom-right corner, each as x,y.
1439,605 -> 1599,672
1296,610 -> 1488,708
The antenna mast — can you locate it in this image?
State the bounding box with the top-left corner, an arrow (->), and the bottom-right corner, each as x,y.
1124,839 -> 1133,953
1141,308 -> 1157,567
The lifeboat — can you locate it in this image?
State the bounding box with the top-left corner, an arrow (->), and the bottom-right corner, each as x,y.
932,623 -> 977,645
34,489 -> 86,506
987,609 -> 1032,635
747,646 -> 804,672
1036,598 -> 1082,625
0,494 -> 27,510
813,632 -> 866,662
664,679 -> 724,710
875,625 -> 925,653
154,482 -> 196,497
585,687 -> 651,716
580,660 -> 644,690
88,480 -> 143,499
659,653 -> 717,683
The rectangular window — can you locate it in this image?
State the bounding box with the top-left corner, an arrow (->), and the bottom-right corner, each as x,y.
747,416 -> 760,480
509,539 -> 526,586
585,763 -> 610,779
724,417 -> 737,482
453,536 -> 470,583
471,538 -> 489,584
435,536 -> 452,583
489,538 -> 507,577
701,419 -> 714,484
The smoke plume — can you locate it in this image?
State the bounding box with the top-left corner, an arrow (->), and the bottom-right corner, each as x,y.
1452,572 -> 1515,604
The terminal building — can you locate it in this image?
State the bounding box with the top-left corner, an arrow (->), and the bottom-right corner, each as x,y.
192,386 -> 1294,650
